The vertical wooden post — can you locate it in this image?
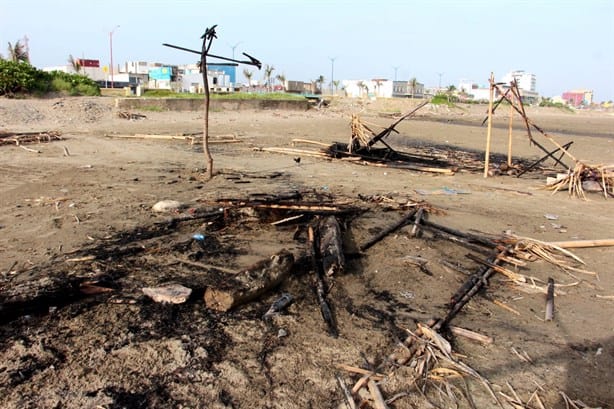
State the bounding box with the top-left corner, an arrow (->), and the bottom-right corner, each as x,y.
507,93 -> 513,166
484,72 -> 494,178
200,27 -> 216,180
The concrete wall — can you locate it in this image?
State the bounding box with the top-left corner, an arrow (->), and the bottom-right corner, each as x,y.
115,97 -> 311,111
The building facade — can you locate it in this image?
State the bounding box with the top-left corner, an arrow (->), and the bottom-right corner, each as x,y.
342,79 -> 393,98
392,80 -> 425,98
562,89 -> 593,107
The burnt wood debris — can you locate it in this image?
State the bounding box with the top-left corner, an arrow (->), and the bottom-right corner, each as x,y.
2,64 -> 613,407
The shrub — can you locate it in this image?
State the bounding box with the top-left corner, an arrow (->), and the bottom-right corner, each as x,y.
0,60 -> 42,95
0,60 -> 100,96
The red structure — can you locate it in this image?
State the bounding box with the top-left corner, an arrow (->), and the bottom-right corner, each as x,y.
76,59 -> 100,68
562,91 -> 586,107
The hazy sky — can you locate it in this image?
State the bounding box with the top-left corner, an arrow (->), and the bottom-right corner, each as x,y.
1,0 -> 613,100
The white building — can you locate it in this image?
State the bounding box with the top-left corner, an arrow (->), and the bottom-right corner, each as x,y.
500,70 -> 539,103
342,79 -> 393,98
500,70 -> 536,92
458,79 -> 491,102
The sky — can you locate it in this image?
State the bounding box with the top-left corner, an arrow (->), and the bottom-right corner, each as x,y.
1,0 -> 613,101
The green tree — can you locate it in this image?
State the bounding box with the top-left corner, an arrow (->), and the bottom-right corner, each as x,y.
68,54 -> 81,73
243,68 -> 253,90
7,40 -> 29,63
275,73 -> 286,91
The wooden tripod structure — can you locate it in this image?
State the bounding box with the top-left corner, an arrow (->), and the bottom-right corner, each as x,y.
483,73 -> 576,178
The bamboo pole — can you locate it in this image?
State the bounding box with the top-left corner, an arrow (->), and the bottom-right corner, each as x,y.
484,72 -> 495,178
507,96 -> 513,166
546,239 -> 614,248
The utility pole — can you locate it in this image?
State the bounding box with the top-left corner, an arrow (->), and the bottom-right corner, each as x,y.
393,66 -> 399,81
329,56 -> 336,95
437,72 -> 444,91
109,25 -> 120,88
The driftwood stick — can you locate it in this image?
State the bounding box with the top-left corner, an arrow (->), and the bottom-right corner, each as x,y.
434,246 -> 511,330
254,203 -> 342,213
204,250 -> 295,312
256,146 -> 331,158
439,259 -> 474,276
351,374 -> 373,394
425,228 -> 494,256
449,325 -> 494,345
318,216 -> 345,276
545,278 -> 555,321
292,138 -> 332,147
336,364 -> 385,380
410,207 -> 425,238
19,145 -> 41,153
360,209 -> 417,251
367,380 -> 390,409
421,219 -> 498,249
336,375 -> 357,409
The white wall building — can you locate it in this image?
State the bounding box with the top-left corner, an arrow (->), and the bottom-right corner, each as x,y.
500,70 -> 536,92
342,79 -> 393,98
458,79 -> 491,101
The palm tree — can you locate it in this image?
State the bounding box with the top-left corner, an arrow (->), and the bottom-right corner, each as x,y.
275,73 -> 286,91
409,77 -> 418,99
7,40 -> 29,63
68,54 -> 82,73
243,69 -> 253,90
332,80 -> 340,95
356,81 -> 364,98
264,64 -> 275,92
316,75 -> 325,94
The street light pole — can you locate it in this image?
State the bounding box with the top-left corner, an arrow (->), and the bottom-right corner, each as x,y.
437,72 -> 444,91
229,41 -> 242,60
329,57 -> 336,95
109,25 -> 120,89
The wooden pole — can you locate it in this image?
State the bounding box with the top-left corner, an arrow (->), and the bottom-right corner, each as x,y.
201,27 -> 216,180
507,93 -> 513,166
484,72 -> 494,178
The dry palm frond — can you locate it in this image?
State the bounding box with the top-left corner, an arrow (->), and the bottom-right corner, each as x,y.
349,114 -> 372,152
546,161 -> 614,199
559,391 -> 602,409
389,323 -> 503,408
505,234 -> 597,276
